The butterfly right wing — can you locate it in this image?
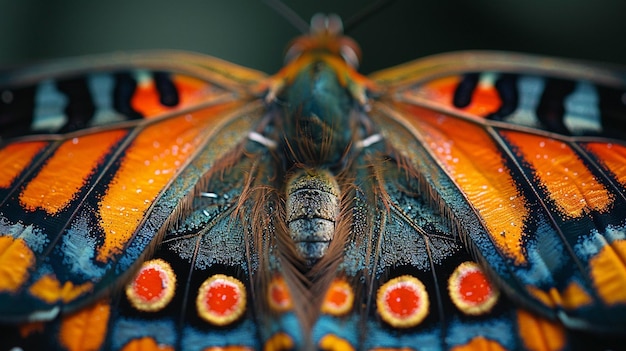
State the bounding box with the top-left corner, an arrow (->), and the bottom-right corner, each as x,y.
369,51 -> 626,334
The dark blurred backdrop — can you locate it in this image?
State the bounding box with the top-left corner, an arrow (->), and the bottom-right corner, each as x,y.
1,0 -> 625,74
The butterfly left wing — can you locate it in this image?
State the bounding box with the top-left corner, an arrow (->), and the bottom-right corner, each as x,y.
368,51 -> 626,333
0,51 -> 267,322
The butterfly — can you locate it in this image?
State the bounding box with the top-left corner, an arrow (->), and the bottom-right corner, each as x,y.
1,8 -> 626,351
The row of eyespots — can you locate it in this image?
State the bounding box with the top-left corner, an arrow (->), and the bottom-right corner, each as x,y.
264,262 -> 497,330
126,260 -> 247,326
125,261 -> 497,347
267,275 -> 356,317
377,262 -> 499,328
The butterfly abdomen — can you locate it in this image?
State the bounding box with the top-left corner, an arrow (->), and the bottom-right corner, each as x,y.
286,169 -> 340,264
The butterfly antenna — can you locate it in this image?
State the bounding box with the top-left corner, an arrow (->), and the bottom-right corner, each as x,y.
262,0 -> 310,34
344,0 -> 397,33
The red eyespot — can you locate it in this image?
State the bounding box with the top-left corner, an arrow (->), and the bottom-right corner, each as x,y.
321,278 -> 354,316
125,259 -> 176,312
448,261 -> 499,315
196,274 -> 246,326
376,275 -> 429,328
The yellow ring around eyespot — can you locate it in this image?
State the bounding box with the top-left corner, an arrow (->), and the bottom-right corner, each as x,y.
268,275 -> 293,312
448,261 -> 499,316
125,259 -> 176,312
196,274 -> 247,326
376,275 -> 429,328
321,278 -> 354,316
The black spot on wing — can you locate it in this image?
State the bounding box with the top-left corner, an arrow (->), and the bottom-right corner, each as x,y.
154,71 -> 179,107
453,73 -> 479,108
113,72 -> 143,120
536,78 -> 576,135
56,76 -> 96,133
597,84 -> 626,140
0,85 -> 36,138
486,74 -> 519,121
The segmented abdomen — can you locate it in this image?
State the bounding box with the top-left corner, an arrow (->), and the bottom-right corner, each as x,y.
286,169 -> 340,264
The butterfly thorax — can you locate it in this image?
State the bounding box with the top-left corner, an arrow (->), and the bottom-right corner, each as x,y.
264,15 -> 375,265
280,60 -> 358,166
267,14 -> 373,167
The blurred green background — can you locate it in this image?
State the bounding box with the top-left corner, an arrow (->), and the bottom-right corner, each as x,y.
0,0 -> 624,74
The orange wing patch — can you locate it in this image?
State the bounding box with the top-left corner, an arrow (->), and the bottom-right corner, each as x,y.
421,75 -> 502,117
583,142 -> 626,187
398,104 -> 529,264
0,141 -> 48,189
59,299 -> 111,351
203,346 -> 254,351
516,309 -> 566,351
526,281 -> 592,310
264,332 -> 295,351
318,334 -> 355,351
0,236 -> 36,293
450,336 -> 507,351
321,278 -> 354,316
589,239 -> 626,305
96,103 -> 238,262
125,258 -> 177,312
448,262 -> 499,315
196,274 -> 247,326
131,74 -> 216,118
502,131 -> 613,219
376,275 -> 429,328
19,130 -> 127,215
28,274 -> 93,304
119,337 -> 175,351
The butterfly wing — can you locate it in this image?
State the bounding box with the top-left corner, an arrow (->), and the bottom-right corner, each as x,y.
368,51 -> 626,333
3,41 -> 626,351
0,51 -> 267,322
297,99 -> 585,350
3,102 -> 305,350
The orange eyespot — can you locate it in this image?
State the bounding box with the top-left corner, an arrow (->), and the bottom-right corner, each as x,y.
268,275 -> 293,312
321,278 -> 354,316
196,274 -> 247,326
376,275 -> 429,328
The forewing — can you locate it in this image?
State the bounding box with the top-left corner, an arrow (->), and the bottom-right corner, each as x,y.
0,51 -> 267,322
369,51 -> 626,332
